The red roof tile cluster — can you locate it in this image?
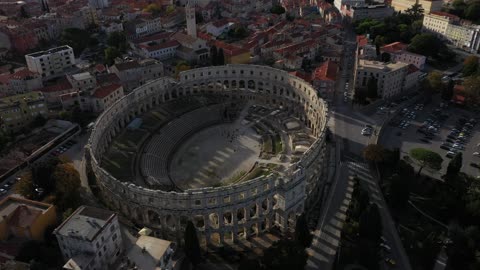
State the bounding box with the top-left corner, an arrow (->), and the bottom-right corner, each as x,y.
312,60 -> 338,82
381,42 -> 408,53
39,77 -> 73,93
93,83 -> 122,99
356,35 -> 369,47
214,41 -> 249,57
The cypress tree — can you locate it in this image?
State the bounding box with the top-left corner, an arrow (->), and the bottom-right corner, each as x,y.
184,221 -> 201,266
294,214 -> 312,247
218,48 -> 225,65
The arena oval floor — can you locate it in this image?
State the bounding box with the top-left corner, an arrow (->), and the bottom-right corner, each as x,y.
86,65 -> 330,246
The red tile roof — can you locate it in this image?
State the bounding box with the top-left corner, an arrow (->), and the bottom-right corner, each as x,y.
381,42 -> 408,53
93,83 -> 122,99
290,71 -> 312,83
356,35 -> 368,47
39,78 -> 73,93
214,41 -> 249,57
9,68 -> 38,80
430,11 -> 459,20
312,60 -> 338,82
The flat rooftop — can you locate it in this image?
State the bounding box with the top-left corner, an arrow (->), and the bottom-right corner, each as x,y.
55,206 -> 116,242
0,196 -> 52,223
358,59 -> 408,71
27,45 -> 72,58
128,236 -> 174,270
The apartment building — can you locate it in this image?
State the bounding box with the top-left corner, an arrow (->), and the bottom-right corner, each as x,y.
355,60 -> 409,99
423,12 -> 480,53
391,0 -> 442,14
109,59 -> 164,91
54,206 -> 123,270
0,91 -> 48,132
381,42 -> 427,70
25,46 -> 75,79
0,68 -> 43,96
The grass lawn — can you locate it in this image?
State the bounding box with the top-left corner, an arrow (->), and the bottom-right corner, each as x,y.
115,129 -> 149,150
101,147 -> 135,182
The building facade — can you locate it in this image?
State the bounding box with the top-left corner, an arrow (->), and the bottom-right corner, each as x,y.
354,59 -> 409,99
25,46 -> 75,79
0,91 -> 48,132
54,206 -> 123,270
0,196 -> 56,241
391,0 -> 442,14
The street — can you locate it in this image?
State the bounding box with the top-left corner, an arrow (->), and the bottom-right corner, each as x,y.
306,29 -> 412,270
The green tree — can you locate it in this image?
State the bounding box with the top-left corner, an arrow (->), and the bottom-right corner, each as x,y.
0,131 -> 11,153
210,45 -> 218,66
463,75 -> 480,104
465,3 -> 480,23
295,214 -> 312,247
166,5 -> 176,14
184,221 -> 201,266
463,55 -> 479,76
107,31 -> 127,52
366,77 -> 378,98
270,5 -> 286,15
30,114 -> 47,128
409,148 -> 443,177
408,33 -> 448,59
104,47 -> 121,66
60,28 -> 90,56
20,5 -> 29,18
441,79 -> 455,101
404,3 -> 424,21
387,173 -> 411,209
217,48 -> 225,65
381,52 -> 391,62
424,71 -> 443,92
144,3 -> 161,14
446,226 -> 476,270
14,172 -> 35,199
446,152 -> 463,177
261,239 -> 308,270
52,162 -> 81,211
359,203 -> 382,244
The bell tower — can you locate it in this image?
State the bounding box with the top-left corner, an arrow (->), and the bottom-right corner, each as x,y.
186,2 -> 197,38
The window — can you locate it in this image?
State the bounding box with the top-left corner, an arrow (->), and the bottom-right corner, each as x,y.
112,233 -> 117,241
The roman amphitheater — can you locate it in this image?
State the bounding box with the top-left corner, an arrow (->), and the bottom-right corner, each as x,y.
86,64 -> 329,246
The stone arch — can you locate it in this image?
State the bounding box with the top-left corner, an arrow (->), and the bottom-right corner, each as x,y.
147,209 -> 161,225
287,212 -> 296,230
249,203 -> 258,218
239,80 -> 245,89
210,232 -> 221,246
237,208 -> 246,223
249,223 -> 258,236
248,80 -> 255,90
165,214 -> 176,230
261,198 -> 269,214
223,211 -> 233,226
193,215 -> 205,229
209,213 -> 219,229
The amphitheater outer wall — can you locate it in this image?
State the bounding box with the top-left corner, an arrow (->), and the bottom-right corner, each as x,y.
86,64 -> 329,245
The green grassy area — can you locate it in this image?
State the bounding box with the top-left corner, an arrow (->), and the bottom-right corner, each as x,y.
245,167 -> 271,181
262,135 -> 273,153
223,170 -> 246,185
115,129 -> 149,150
273,134 -> 283,154
101,147 -> 135,182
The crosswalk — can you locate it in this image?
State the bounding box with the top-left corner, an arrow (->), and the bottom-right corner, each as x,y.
306,158 -> 376,269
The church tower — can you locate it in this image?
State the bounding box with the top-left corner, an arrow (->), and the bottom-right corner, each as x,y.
186,2 -> 197,38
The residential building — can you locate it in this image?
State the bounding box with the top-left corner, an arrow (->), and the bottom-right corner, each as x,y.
214,41 -> 251,64
422,12 -> 480,53
54,206 -> 123,270
109,59 -> 164,91
354,59 -> 410,99
333,0 -> 365,11
25,46 -> 75,79
0,25 -> 39,54
39,77 -> 74,105
125,15 -> 162,39
138,40 -> 180,60
0,91 -> 48,132
100,20 -> 124,34
346,4 -> 394,21
391,0 -> 442,14
0,68 -> 43,96
67,72 -> 97,92
79,83 -> 124,113
206,20 -> 235,37
312,60 -> 338,98
0,196 -> 56,241
127,236 -> 177,270
381,42 -> 427,70
422,11 -> 459,36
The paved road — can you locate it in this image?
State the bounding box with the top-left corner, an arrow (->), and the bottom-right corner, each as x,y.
306,27 -> 412,270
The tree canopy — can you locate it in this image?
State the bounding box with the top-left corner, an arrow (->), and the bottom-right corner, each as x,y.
463,75 -> 480,104
107,31 -> 127,52
295,214 -> 312,247
270,5 -> 286,15
463,55 -> 479,76
60,28 -> 91,56
446,152 -> 463,177
410,148 -> 443,176
408,33 -> 452,60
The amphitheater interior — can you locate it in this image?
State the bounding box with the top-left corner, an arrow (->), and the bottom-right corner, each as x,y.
86,65 -> 329,246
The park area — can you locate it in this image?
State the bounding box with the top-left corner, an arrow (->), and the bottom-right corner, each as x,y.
362,144 -> 480,270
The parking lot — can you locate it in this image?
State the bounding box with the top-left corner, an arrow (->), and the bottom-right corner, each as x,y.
0,139 -> 79,200
380,99 -> 480,178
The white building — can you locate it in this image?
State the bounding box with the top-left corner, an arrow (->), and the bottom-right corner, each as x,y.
67,72 -> 97,92
381,42 -> 427,70
355,59 -> 410,99
127,236 -> 177,270
206,20 -> 235,37
391,0 -> 442,14
138,40 -> 179,61
347,4 -> 394,21
54,206 -> 123,270
89,0 -> 109,9
334,0 -> 365,11
109,59 -> 164,91
423,12 -> 480,53
25,46 -> 75,79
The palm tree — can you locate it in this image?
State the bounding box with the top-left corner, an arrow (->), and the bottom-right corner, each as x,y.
405,3 -> 425,21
